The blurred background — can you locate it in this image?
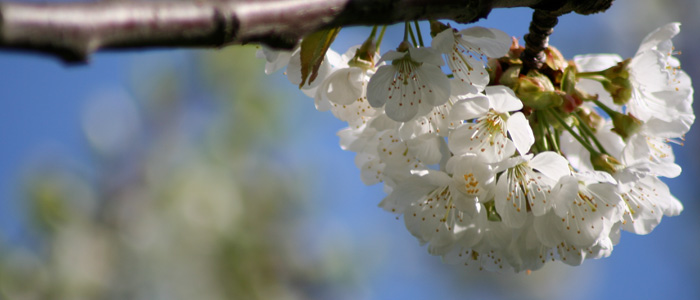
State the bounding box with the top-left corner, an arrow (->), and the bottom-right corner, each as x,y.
0,1 -> 698,299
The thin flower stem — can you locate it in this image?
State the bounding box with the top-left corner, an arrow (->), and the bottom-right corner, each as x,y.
577,71 -> 606,77
369,25 -> 378,38
573,113 -> 609,155
413,20 -> 424,47
548,126 -> 561,154
592,99 -> 618,117
376,25 -> 388,49
547,109 -> 600,155
403,22 -> 409,42
407,21 -> 419,47
536,111 -> 549,152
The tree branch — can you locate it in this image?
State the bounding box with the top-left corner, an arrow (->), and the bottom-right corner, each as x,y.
0,0 -> 612,63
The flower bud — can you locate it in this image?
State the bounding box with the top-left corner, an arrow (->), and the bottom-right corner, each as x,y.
591,153 -> 624,174
396,40 -> 411,53
348,36 -> 377,69
562,93 -> 583,113
507,37 -> 524,61
611,112 -> 643,140
514,71 -> 563,109
601,59 -> 632,105
576,107 -> 605,131
487,58 -> 503,85
429,20 -> 451,37
544,46 -> 567,72
497,64 -> 521,89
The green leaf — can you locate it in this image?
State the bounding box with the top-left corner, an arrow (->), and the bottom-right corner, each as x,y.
299,27 -> 341,88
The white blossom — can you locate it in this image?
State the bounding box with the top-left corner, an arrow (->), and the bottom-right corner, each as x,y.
575,23 -> 694,130
494,152 -> 570,228
379,155 -> 495,255
432,26 -> 511,94
259,22 -> 693,273
448,85 -> 534,162
255,45 -> 295,75
367,43 -> 450,122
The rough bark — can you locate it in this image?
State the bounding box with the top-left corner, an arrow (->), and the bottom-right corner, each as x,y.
0,0 -> 613,63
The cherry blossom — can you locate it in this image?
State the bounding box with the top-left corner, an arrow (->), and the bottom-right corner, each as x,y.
367,42 -> 450,122
258,22 -> 693,273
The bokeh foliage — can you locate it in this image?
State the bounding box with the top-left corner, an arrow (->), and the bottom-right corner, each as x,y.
0,46 -> 359,300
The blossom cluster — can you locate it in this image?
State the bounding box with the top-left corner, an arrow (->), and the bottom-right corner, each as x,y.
257,22 -> 693,272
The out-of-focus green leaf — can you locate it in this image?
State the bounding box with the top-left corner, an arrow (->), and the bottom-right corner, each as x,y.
299,27 -> 341,88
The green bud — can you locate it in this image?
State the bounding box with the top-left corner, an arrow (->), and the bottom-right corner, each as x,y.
498,65 -> 521,89
600,76 -> 632,105
348,35 -> 377,69
561,64 -> 578,94
429,20 -> 451,37
487,58 -> 502,85
611,112 -> 643,140
515,71 -> 563,109
544,46 -> 567,72
591,153 -> 624,174
396,40 -> 410,52
577,107 -> 604,132
601,59 -> 633,105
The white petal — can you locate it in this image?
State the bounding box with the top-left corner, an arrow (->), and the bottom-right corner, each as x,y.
529,151 -> 571,180
576,78 -> 616,109
534,212 -> 564,247
286,51 -> 303,85
551,176 -> 579,217
637,22 -> 681,55
313,88 -> 332,111
257,47 -> 294,74
409,46 -> 445,66
507,112 -> 534,155
452,192 -> 481,217
431,29 -> 457,54
495,173 -> 528,228
646,176 -> 683,217
447,124 -> 474,156
644,108 -> 694,138
366,65 -> 394,107
630,51 -> 669,92
379,50 -> 407,63
449,95 -> 490,121
573,54 -> 623,72
407,135 -> 443,165
415,65 -> 450,106
414,169 -> 453,186
457,27 -> 511,58
324,68 -> 364,105
379,177 -> 436,213
485,85 -> 522,112
449,78 -> 478,99
385,101 -> 419,122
